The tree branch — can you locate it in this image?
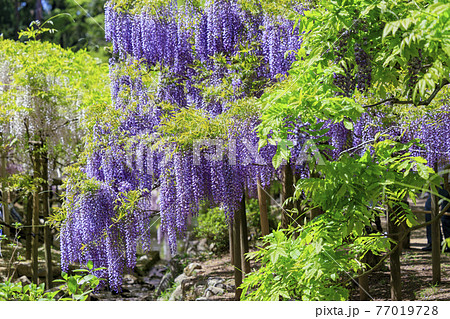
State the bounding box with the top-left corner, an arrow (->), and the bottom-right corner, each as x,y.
363,79 -> 450,108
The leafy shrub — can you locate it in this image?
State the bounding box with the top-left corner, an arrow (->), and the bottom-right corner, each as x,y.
240,220 -> 362,301
0,281 -> 59,301
240,217 -> 390,301
192,207 -> 229,253
246,198 -> 277,238
0,261 -> 104,301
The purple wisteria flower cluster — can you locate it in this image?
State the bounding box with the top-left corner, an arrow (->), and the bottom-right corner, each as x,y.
61,0 -> 308,291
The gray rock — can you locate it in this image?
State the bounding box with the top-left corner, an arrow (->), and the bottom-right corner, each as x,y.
123,274 -> 138,285
169,285 -> 183,301
205,286 -> 224,296
17,275 -> 31,285
197,238 -> 208,252
183,262 -> 201,276
196,297 -> 208,301
156,272 -> 173,296
194,284 -> 206,298
136,251 -> 160,274
207,277 -> 224,288
174,273 -> 188,284
209,242 -> 217,252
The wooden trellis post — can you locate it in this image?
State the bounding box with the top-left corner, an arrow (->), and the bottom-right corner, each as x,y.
240,196 -> 250,274
1,134 -> 10,237
228,221 -> 234,265
42,149 -> 53,288
257,178 -> 270,237
431,187 -> 441,285
388,205 -> 402,301
359,255 -> 370,301
25,194 -> 32,260
281,163 -> 295,229
232,199 -> 242,300
31,141 -> 41,284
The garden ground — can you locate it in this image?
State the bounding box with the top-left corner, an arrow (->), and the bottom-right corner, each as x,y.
1,207 -> 450,301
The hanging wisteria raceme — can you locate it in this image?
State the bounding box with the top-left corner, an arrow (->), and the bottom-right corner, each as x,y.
408,107 -> 450,168
61,0 -> 305,291
61,0 -> 450,293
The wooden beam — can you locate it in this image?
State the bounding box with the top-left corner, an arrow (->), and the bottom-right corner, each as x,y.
411,209 -> 450,216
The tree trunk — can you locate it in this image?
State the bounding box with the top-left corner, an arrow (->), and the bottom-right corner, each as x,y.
240,196 -> 250,274
35,0 -> 43,21
257,178 -> 270,237
14,0 -> 20,40
233,206 -> 242,301
388,206 -> 402,301
431,187 -> 441,285
41,150 -> 53,288
281,163 -> 295,229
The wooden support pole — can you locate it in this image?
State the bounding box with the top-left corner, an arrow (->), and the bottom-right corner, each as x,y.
388,206 -> 402,301
358,255 -> 370,301
240,196 -> 250,274
257,178 -> 270,237
228,221 -> 234,265
42,150 -> 53,289
1,139 -> 10,237
32,147 -> 41,284
431,188 -> 441,285
281,163 -> 295,229
233,205 -> 242,301
25,195 -> 32,260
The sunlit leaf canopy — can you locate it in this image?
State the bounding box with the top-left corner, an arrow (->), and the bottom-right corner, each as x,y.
258,0 -> 450,148
0,38 -> 111,133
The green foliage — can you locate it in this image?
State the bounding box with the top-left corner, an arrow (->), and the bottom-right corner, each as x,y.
0,0 -> 109,61
155,44 -> 266,151
241,225 -> 355,301
53,261 -> 106,301
45,0 -> 109,60
0,262 -> 104,301
0,37 -> 111,228
245,198 -> 277,237
0,281 -> 59,301
258,0 -> 450,163
242,139 -> 440,300
192,206 -> 229,253
299,139 -> 435,234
